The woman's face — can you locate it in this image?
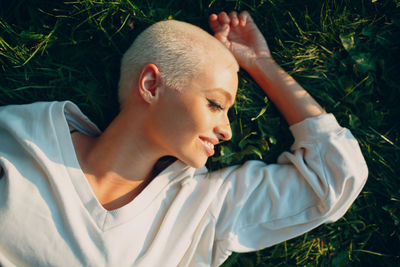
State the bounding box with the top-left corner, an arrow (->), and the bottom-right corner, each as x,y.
152,58 -> 238,168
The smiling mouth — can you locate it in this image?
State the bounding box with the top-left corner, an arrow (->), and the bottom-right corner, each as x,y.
199,137 -> 215,156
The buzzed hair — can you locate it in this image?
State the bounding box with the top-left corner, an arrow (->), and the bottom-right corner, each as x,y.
118,19 -> 238,104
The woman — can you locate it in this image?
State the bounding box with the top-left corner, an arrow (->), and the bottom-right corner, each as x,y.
0,11 -> 368,267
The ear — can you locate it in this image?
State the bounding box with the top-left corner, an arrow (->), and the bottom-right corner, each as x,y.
138,64 -> 161,103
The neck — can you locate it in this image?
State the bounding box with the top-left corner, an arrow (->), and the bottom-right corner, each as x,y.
74,107 -> 167,210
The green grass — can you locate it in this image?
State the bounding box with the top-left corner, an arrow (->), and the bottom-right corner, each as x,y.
1,0 -> 399,266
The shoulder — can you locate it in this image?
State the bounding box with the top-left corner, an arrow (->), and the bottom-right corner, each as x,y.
204,160 -> 268,180
0,100 -> 67,110
0,101 -> 72,120
0,101 -> 71,134
0,101 -> 79,154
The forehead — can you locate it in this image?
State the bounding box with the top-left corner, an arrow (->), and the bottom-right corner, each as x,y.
203,56 -> 238,89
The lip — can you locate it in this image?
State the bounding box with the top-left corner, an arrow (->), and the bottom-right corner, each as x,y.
199,136 -> 218,157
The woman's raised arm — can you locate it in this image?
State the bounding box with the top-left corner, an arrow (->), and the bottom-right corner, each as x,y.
209,11 -> 325,125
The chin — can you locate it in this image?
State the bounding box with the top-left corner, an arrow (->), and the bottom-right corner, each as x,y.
181,156 -> 208,169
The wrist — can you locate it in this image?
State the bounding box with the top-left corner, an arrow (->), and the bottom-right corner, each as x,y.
244,56 -> 278,76
244,56 -> 283,83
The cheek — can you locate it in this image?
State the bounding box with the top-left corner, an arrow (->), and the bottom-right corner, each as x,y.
174,102 -> 210,139
154,98 -> 210,147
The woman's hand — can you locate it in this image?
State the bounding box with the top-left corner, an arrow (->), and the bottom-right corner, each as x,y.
209,11 -> 272,71
210,10 -> 325,125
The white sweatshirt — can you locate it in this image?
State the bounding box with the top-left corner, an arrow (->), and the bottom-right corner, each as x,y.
0,101 -> 368,267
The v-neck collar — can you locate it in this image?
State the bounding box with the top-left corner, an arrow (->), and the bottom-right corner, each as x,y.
54,101 -> 198,231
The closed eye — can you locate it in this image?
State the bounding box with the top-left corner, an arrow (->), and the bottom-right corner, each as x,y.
207,99 -> 224,111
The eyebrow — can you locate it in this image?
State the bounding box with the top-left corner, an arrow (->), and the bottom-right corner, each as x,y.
205,88 -> 235,108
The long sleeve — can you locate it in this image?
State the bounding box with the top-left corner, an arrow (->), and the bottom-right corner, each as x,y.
209,113 -> 368,254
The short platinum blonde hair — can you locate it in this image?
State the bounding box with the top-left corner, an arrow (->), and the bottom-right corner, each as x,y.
118,19 -> 238,103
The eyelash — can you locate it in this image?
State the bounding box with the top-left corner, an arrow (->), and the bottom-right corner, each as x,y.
207,99 -> 224,111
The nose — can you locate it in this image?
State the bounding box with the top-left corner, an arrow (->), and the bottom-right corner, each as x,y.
214,116 -> 232,141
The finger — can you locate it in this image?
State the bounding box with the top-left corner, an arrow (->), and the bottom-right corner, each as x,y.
214,24 -> 230,45
245,11 -> 255,23
218,11 -> 230,25
229,11 -> 239,27
209,13 -> 218,22
238,10 -> 250,27
209,14 -> 222,32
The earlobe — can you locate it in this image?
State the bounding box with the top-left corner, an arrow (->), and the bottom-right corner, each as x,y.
138,64 -> 161,103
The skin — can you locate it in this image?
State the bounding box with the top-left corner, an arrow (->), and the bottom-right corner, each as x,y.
149,59 -> 238,169
72,50 -> 237,210
209,11 -> 325,125
71,11 -> 325,211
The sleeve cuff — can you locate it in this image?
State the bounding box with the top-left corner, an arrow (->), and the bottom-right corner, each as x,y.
289,113 -> 343,143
